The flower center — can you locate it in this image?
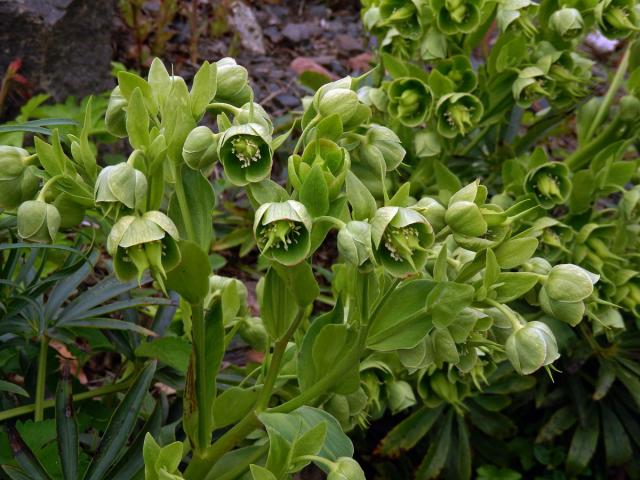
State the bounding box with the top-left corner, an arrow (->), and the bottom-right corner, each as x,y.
446,0 -> 468,23
260,220 -> 302,252
535,174 -> 563,200
231,136 -> 262,168
445,104 -> 473,135
397,89 -> 420,117
383,225 -> 424,264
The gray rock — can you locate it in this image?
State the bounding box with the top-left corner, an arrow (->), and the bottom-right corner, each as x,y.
0,0 -> 116,101
229,0 -> 265,55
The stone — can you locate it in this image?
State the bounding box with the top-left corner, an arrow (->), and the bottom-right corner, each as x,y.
229,0 -> 265,55
0,0 -> 116,101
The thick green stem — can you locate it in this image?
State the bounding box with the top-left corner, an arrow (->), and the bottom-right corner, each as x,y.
191,302 -> 210,452
34,335 -> 49,422
565,115 -> 625,170
0,376 -> 132,423
172,164 -> 197,241
583,46 -> 630,143
293,116 -> 320,156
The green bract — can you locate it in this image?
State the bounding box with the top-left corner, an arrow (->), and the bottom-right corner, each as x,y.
524,162 -> 571,208
219,123 -> 273,186
371,206 -> 434,276
94,162 -> 147,211
107,211 -> 181,285
506,321 -> 560,374
17,200 -> 61,243
435,92 -> 484,138
253,200 -> 312,266
182,126 -> 219,170
105,86 -> 128,137
338,220 -> 374,266
431,0 -> 484,34
0,146 -> 39,210
549,7 -> 584,40
387,77 -> 433,126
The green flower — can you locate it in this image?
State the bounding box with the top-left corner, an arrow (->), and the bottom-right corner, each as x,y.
107,211 -> 181,286
506,321 -> 560,375
355,124 -> 406,172
253,200 -> 312,266
338,220 -> 374,266
327,458 -> 366,480
214,58 -> 253,106
524,162 -> 571,209
380,0 -> 424,38
549,7 -> 585,40
95,162 -> 147,213
539,264 -> 598,326
595,0 -> 640,38
435,93 -> 484,138
218,123 -> 273,186
0,146 -> 39,210
371,207 -> 434,276
431,0 -> 484,34
105,86 -> 128,138
387,77 -> 433,127
512,66 -> 553,107
313,78 -> 362,125
182,126 -> 219,170
434,55 -> 478,92
17,200 -> 61,243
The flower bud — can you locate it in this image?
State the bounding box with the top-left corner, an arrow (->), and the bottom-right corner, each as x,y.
524,162 -> 571,209
445,201 -> 487,237
545,264 -> 598,302
512,66 -> 553,107
539,287 -> 586,326
291,138 -> 350,200
233,102 -> 273,133
107,211 -> 181,286
95,162 -> 147,212
412,197 -> 446,232
218,123 -> 273,186
182,126 -> 219,170
523,257 -> 552,275
387,379 -> 416,414
435,93 -> 484,138
338,221 -> 373,266
314,78 -> 360,124
327,458 -> 365,480
620,95 -> 640,122
549,8 -> 584,39
371,206 -> 434,276
17,200 -> 61,243
506,321 -> 560,375
387,77 -> 433,127
0,146 -> 40,210
105,86 -> 128,138
214,58 -> 252,106
253,200 -> 312,266
238,317 -> 268,352
359,124 -> 406,171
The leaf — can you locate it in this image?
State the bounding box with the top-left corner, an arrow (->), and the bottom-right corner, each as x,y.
535,407 -> 577,443
377,406 -> 443,457
135,337 -> 191,372
168,166 -> 216,252
346,170 -> 377,221
83,361 -> 157,480
118,71 -> 157,115
601,405 -> 632,466
166,241 -> 210,304
290,422 -> 327,469
190,61 -> 217,120
126,88 -> 150,150
416,411 -> 453,479
569,170 -> 595,214
311,323 -> 359,394
213,387 -> 259,429
6,427 -> 51,480
300,164 -> 330,217
566,408 -> 599,475
367,279 -> 435,351
34,136 -> 63,176
493,272 -> 539,303
0,380 -> 29,397
250,465 -> 278,480
427,282 -> 475,328
494,237 -> 538,269
55,374 -> 78,480
315,114 -> 343,142
433,161 -> 461,195
260,267 -> 299,340
271,261 -> 320,308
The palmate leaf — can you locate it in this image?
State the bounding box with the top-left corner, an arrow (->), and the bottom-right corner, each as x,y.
376,405 -> 443,457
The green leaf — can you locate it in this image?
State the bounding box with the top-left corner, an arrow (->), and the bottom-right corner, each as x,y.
135,337 -> 191,372
83,361 -> 157,480
118,71 -> 157,115
5,428 -> 51,480
0,380 -> 29,397
601,405 -> 632,466
300,163 -> 330,217
346,170 -> 377,221
569,170 -> 595,214
494,237 -> 538,269
433,161 -> 462,196
290,422 -> 327,469
271,261 -> 320,308
190,61 -> 217,120
315,114 -> 343,142
367,279 -> 435,351
126,88 -> 150,150
168,166 -> 216,252
55,375 -> 79,480
535,406 -> 577,443
567,408 -> 599,475
166,241 -> 210,304
377,406 -> 443,456
416,411 -> 453,479
493,272 -> 539,303
250,465 -> 278,480
260,267 -> 299,340
34,136 -> 63,176
311,323 -> 359,394
213,386 -> 259,429
427,282 -> 475,328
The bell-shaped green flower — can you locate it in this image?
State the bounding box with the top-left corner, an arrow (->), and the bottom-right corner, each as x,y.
218,123 -> 273,186
0,146 -> 40,210
445,181 -> 488,237
313,78 -> 362,125
182,126 -> 220,170
595,0 -> 640,38
512,66 -> 553,107
233,102 -> 273,133
214,58 -> 253,106
107,211 -> 181,285
253,200 -> 312,266
338,220 -> 374,266
549,7 -> 585,40
95,162 -> 147,212
327,458 -> 366,480
412,197 -> 447,232
431,0 -> 484,34
105,86 -> 128,138
620,95 -> 640,121
539,264 -> 598,326
546,50 -> 593,107
289,138 -> 350,201
379,0 -> 424,38
17,200 -> 61,243
524,162 -> 571,209
371,207 -> 434,276
435,93 -> 484,138
506,321 -> 560,375
387,77 -> 433,127
434,55 -> 478,92
355,124 -> 406,172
